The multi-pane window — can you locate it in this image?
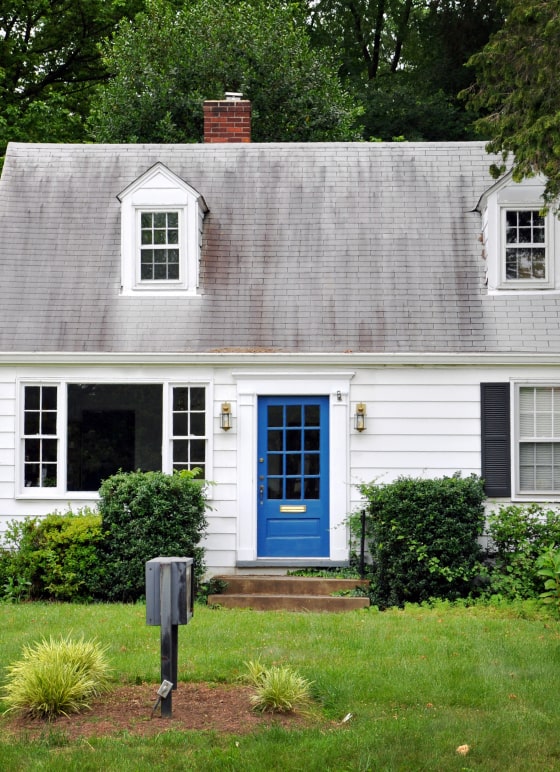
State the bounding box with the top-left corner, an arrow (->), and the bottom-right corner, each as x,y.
519,386 -> 560,492
266,403 -> 321,500
171,387 -> 206,478
23,385 -> 58,487
140,211 -> 180,281
505,210 -> 546,281
21,383 -> 207,493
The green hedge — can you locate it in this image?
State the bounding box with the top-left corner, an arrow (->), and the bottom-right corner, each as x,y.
355,474 -> 486,607
0,509 -> 105,601
97,470 -> 208,602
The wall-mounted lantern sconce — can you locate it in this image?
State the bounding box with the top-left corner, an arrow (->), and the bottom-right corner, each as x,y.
220,402 -> 232,431
354,403 -> 366,432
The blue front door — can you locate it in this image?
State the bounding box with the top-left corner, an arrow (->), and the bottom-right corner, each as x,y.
257,396 -> 329,557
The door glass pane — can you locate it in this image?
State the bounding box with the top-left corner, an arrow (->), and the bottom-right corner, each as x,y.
268,406 -> 283,427
268,430 -> 283,451
268,455 -> 283,475
286,405 -> 301,426
304,405 -> 320,426
304,478 -> 320,498
304,429 -> 320,450
286,430 -> 301,451
304,454 -> 320,475
286,454 -> 301,475
268,478 -> 282,499
286,478 -> 301,499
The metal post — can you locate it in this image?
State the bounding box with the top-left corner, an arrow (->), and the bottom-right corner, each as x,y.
159,562 -> 175,718
360,508 -> 366,578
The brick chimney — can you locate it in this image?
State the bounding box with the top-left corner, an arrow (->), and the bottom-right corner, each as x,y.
203,93 -> 251,143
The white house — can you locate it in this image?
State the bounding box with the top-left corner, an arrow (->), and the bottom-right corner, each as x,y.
1,98 -> 559,576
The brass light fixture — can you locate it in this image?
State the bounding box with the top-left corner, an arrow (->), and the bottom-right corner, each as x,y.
220,402 -> 232,430
354,402 -> 366,432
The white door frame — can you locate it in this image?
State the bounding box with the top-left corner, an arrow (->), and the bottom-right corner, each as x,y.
232,370 -> 354,563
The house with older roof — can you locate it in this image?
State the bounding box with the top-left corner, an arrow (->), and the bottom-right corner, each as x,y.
1,97 -> 559,576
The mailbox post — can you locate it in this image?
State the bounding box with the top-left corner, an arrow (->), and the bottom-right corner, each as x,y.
146,557 -> 194,718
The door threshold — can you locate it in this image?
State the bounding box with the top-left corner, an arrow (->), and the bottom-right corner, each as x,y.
237,559 -> 349,569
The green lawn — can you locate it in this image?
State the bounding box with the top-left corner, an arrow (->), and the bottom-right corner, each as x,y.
0,600 -> 559,770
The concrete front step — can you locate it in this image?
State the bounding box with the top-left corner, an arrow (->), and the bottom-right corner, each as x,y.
207,575 -> 371,612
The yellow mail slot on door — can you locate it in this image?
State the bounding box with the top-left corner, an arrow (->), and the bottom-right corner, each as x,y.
279,505 -> 307,513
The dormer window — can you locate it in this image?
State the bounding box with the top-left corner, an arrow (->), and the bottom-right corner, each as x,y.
504,209 -> 547,282
140,211 -> 180,281
478,174 -> 557,293
118,163 -> 207,296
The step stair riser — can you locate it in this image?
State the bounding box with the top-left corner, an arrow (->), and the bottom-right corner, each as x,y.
208,575 -> 371,612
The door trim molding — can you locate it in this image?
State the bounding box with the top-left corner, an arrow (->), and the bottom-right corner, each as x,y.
233,371 -> 354,562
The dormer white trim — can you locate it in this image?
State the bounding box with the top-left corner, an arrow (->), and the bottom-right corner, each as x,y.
117,163 -> 207,296
477,173 -> 559,294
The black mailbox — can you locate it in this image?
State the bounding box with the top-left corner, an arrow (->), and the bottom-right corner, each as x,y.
145,557 -> 193,626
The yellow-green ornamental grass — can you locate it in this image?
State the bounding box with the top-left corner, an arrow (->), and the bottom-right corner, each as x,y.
244,660 -> 314,714
2,635 -> 111,719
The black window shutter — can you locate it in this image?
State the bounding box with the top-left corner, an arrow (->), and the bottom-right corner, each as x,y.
481,383 -> 511,497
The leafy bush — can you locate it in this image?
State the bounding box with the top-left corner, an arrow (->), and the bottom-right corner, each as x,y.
97,470 -> 209,602
355,474 -> 486,608
0,509 -> 105,602
484,504 -> 560,599
536,547 -> 560,614
3,635 -> 111,719
243,661 -> 314,714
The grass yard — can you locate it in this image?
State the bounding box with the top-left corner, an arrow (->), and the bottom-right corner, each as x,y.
0,600 -> 559,770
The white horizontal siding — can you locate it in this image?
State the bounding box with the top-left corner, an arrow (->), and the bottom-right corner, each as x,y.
1,360 -> 560,573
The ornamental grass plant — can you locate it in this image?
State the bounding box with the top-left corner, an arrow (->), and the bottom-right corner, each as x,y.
3,634 -> 111,719
243,660 -> 314,714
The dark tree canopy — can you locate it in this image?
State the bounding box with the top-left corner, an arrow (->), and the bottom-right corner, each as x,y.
466,0 -> 560,206
307,0 -> 504,141
88,0 -> 362,143
0,1 -> 145,155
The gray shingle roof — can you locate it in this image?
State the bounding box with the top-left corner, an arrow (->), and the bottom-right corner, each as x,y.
0,140 -> 557,354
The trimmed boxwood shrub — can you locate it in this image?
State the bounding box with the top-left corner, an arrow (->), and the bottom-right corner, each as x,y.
97,470 -> 208,602
0,509 -> 105,602
356,474 -> 486,607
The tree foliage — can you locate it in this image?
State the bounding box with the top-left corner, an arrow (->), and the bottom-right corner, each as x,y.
307,0 -> 504,140
0,0 -> 144,156
466,0 -> 560,206
88,0 -> 362,143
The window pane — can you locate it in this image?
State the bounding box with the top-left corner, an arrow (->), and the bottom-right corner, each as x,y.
190,412 -> 205,436
25,386 -> 40,410
42,387 -> 57,410
24,462 -> 40,488
173,439 -> 190,462
24,412 -> 40,435
41,411 -> 57,435
67,384 -> 162,492
190,388 -> 205,410
190,440 -> 205,463
173,387 -> 189,411
173,413 -> 189,435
